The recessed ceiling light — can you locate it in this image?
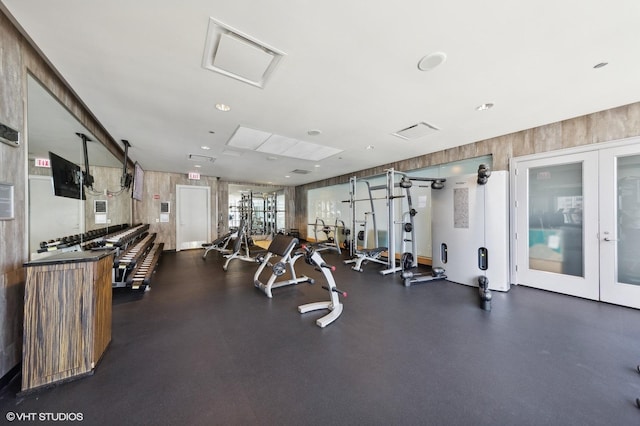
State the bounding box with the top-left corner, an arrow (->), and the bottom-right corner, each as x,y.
200,145 -> 211,150
285,175 -> 290,178
314,164 -> 320,168
417,52 -> 447,71
215,103 -> 231,112
476,103 -> 494,111
366,145 -> 374,150
194,164 -> 202,168
307,129 -> 322,136
593,62 -> 608,69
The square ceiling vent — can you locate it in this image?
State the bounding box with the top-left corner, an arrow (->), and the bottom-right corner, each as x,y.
202,17 -> 286,88
392,122 -> 440,140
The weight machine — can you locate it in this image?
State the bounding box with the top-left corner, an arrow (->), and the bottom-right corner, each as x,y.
297,245 -> 347,328
253,234 -> 310,298
431,164 -> 509,310
343,176 -> 388,271
344,169 -> 445,275
222,220 -> 257,271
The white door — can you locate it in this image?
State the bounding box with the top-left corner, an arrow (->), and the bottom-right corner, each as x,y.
176,185 -> 210,251
514,152 -> 600,300
599,145 -> 640,308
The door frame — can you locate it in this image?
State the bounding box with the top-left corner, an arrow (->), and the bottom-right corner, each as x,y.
175,184 -> 211,251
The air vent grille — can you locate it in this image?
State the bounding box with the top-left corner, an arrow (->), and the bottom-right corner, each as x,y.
189,154 -> 215,163
291,169 -> 311,174
202,17 -> 286,88
392,122 -> 440,140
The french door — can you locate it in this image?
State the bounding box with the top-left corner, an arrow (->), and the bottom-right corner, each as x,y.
513,140 -> 640,308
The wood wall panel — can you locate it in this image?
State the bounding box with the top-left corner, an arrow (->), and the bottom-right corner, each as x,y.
0,9 -> 27,381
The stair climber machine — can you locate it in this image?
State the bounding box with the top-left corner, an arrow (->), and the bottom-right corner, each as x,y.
431,164 -> 510,311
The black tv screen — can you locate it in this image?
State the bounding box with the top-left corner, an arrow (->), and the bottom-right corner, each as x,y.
49,151 -> 85,200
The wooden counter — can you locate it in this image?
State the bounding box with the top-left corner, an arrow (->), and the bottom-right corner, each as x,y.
21,250 -> 114,393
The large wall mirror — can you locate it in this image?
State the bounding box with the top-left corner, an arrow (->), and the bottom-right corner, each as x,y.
228,184 -> 285,241
27,75 -> 132,258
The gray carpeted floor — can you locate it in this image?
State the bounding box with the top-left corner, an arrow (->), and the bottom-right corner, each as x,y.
2,248 -> 640,425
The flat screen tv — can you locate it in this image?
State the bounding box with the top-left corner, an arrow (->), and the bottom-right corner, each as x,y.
132,162 -> 144,201
49,151 -> 85,200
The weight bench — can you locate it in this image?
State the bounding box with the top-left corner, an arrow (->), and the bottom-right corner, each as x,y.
202,228 -> 237,258
222,220 -> 257,271
254,234 -> 310,298
344,246 -> 388,272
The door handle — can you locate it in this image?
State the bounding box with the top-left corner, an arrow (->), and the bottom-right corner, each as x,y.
604,237 -> 617,242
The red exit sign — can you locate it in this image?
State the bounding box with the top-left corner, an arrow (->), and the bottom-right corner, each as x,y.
188,172 -> 200,180
35,158 -> 51,168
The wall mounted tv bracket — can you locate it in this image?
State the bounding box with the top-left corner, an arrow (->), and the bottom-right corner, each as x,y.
0,123 -> 20,147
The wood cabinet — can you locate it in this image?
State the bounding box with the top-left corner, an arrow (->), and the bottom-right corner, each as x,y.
21,251 -> 114,393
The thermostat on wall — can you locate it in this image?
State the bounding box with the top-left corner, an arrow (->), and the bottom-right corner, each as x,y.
160,201 -> 170,223
94,200 -> 107,224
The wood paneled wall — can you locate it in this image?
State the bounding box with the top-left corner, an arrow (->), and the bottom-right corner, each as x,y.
0,9 -> 29,382
133,171 -> 219,251
0,9 -> 131,381
294,102 -> 640,238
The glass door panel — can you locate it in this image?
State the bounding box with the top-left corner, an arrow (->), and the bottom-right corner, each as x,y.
528,162 -> 583,277
514,151 -> 599,300
600,146 -> 640,308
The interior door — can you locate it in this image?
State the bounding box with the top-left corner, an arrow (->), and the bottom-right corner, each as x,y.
599,146 -> 640,308
514,152 -> 600,300
176,185 -> 210,251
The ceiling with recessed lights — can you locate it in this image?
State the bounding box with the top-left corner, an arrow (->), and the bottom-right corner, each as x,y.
3,1 -> 640,186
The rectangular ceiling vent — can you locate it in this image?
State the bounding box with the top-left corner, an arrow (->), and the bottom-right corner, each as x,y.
202,17 -> 286,89
392,122 -> 440,140
188,154 -> 216,163
291,169 -> 311,175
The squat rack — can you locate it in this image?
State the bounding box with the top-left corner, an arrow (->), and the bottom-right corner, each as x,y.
344,168 -> 446,275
